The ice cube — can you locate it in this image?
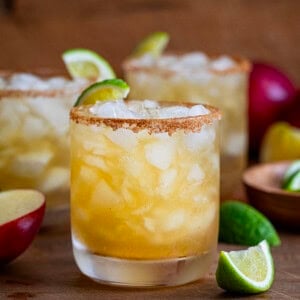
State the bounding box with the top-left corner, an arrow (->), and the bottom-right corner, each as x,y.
188,203 -> 217,233
105,128 -> 137,150
224,133 -> 246,156
39,166 -> 69,193
91,180 -> 119,206
90,100 -> 137,119
143,217 -> 156,232
159,168 -> 177,190
79,165 -> 99,182
188,105 -> 209,116
187,164 -> 204,182
180,52 -> 208,66
21,116 -> 49,140
11,150 -> 54,178
210,56 -> 235,71
184,125 -> 215,152
29,98 -> 69,135
159,106 -> 190,118
163,209 -> 185,231
145,140 -> 175,170
83,155 -> 108,171
9,73 -> 46,90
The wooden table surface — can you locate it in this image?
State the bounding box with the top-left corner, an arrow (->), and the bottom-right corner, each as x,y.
0,0 -> 299,299
0,211 -> 299,300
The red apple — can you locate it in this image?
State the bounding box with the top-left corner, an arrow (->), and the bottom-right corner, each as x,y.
280,90 -> 300,128
249,62 -> 296,156
0,189 -> 45,264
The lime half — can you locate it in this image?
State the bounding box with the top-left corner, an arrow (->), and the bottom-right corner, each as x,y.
132,32 -> 169,57
260,122 -> 300,163
216,240 -> 274,294
62,48 -> 115,81
284,170 -> 300,192
219,201 -> 281,247
282,160 -> 300,191
74,78 -> 130,107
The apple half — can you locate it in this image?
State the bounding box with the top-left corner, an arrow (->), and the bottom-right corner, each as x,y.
0,189 -> 45,264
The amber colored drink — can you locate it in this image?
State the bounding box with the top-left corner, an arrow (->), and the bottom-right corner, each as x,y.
70,100 -> 221,287
0,72 -> 88,210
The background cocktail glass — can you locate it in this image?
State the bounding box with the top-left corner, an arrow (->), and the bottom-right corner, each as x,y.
70,100 -> 221,287
123,53 -> 251,199
0,71 -> 88,214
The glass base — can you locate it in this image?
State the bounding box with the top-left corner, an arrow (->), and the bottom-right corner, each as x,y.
72,237 -> 215,287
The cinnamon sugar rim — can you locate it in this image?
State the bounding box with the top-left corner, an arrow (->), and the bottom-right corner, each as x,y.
70,102 -> 221,134
123,53 -> 251,75
0,70 -> 89,99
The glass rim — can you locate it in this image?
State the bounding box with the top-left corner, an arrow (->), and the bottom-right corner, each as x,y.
70,101 -> 221,135
123,52 -> 251,75
0,69 -> 89,99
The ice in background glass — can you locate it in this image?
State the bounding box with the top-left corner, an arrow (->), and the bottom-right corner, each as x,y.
70,99 -> 221,287
0,71 -> 88,210
123,53 -> 251,199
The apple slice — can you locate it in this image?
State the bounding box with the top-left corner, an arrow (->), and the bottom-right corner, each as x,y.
0,189 -> 45,264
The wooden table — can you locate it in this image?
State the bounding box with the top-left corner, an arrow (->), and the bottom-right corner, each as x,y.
0,211 -> 299,299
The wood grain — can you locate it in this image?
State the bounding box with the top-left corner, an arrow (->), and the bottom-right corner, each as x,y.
0,211 -> 299,299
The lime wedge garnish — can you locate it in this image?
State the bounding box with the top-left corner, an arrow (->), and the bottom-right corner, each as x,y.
62,48 -> 115,81
74,78 -> 130,107
219,201 -> 281,247
284,170 -> 300,192
132,32 -> 169,57
216,240 -> 274,294
282,160 -> 300,190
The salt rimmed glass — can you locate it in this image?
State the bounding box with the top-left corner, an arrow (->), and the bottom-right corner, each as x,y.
70,100 -> 221,287
123,53 -> 251,199
0,71 -> 88,213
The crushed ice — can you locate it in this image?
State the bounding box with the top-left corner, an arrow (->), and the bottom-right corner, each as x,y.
90,99 -> 209,119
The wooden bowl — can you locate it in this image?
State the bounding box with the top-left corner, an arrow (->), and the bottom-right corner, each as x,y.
243,161 -> 300,230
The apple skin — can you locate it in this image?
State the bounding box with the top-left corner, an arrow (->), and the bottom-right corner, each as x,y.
0,201 -> 45,264
248,63 -> 296,156
280,90 -> 300,128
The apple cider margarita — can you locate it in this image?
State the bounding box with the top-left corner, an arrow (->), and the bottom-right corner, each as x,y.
123,53 -> 250,199
70,99 -> 221,287
0,72 -> 88,209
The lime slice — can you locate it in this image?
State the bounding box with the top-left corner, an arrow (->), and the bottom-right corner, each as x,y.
260,122 -> 300,163
282,160 -> 300,189
62,48 -> 115,81
132,32 -> 169,57
219,201 -> 280,247
284,170 -> 300,192
216,240 -> 274,294
74,78 -> 130,107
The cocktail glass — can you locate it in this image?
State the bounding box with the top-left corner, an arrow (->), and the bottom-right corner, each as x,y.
70,99 -> 221,287
123,53 -> 251,199
0,71 -> 88,211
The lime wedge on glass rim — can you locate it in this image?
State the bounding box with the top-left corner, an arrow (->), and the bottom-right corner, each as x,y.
216,240 -> 274,294
74,78 -> 130,107
219,201 -> 281,247
62,48 -> 116,81
132,32 -> 170,57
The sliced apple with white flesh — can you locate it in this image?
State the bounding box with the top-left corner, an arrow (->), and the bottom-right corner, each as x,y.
0,189 -> 45,264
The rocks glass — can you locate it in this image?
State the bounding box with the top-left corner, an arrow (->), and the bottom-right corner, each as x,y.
123,53 -> 250,199
70,99 -> 221,287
